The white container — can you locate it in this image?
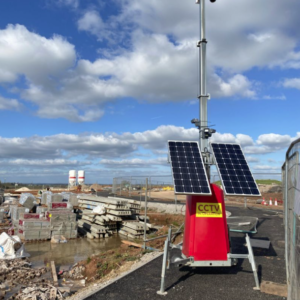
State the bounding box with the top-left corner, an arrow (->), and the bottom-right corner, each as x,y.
78,170 -> 85,185
69,170 -> 76,186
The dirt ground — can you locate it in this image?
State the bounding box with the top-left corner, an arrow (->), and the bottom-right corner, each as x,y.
81,245 -> 144,281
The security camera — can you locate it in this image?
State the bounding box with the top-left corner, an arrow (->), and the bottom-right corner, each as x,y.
202,128 -> 216,139
196,0 -> 216,3
191,118 -> 199,124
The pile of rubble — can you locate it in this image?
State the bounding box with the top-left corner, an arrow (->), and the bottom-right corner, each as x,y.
12,284 -> 66,300
63,264 -> 85,280
0,259 -> 47,287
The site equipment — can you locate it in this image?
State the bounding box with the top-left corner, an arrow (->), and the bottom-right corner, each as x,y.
157,0 -> 261,295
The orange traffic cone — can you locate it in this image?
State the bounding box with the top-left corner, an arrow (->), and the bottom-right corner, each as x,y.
262,198 -> 266,205
269,198 -> 273,206
275,198 -> 278,206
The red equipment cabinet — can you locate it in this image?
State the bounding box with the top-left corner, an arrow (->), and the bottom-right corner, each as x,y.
182,183 -> 230,261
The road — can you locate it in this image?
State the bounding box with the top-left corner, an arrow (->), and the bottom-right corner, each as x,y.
86,206 -> 286,300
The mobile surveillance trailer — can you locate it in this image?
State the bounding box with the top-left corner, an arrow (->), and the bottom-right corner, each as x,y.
157,0 -> 261,295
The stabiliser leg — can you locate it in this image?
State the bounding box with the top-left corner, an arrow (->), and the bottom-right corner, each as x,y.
167,227 -> 172,270
157,238 -> 169,295
229,234 -> 260,290
245,234 -> 260,290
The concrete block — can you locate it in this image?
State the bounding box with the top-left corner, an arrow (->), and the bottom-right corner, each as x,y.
19,193 -> 36,210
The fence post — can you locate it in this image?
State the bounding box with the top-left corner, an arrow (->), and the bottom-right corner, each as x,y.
284,158 -> 289,284
143,178 -> 148,250
244,197 -> 247,209
149,177 -> 151,200
140,181 -> 142,206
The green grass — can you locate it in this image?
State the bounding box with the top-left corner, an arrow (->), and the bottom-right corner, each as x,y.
97,262 -> 109,277
255,179 -> 281,185
213,179 -> 281,185
213,181 -> 222,186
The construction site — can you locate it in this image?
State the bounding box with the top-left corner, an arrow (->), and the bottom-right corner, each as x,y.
0,174 -> 289,299
0,0 -> 299,299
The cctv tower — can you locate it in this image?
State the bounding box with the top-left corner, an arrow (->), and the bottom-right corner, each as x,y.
157,0 -> 261,295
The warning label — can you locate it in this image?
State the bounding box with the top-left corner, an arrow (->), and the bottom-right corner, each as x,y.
196,203 -> 223,218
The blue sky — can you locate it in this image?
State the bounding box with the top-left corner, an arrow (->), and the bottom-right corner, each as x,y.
0,0 -> 299,183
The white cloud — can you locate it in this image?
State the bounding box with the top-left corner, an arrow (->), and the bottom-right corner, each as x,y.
0,96 -> 22,111
248,33 -> 273,43
236,134 -> 255,147
0,24 -> 75,85
2,0 -> 299,121
245,156 -> 260,163
77,32 -> 256,102
52,0 -> 79,9
0,125 -> 296,182
211,132 -> 236,144
100,157 -> 167,168
282,78 -> 300,90
5,159 -> 89,167
78,10 -> 105,39
36,105 -> 104,122
271,51 -> 300,69
0,125 -> 291,161
118,0 -> 300,72
262,95 -> 286,100
213,74 -> 256,98
211,131 -> 294,155
257,133 -> 292,148
253,165 -> 281,171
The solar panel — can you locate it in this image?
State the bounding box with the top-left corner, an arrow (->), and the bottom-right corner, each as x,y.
210,142 -> 261,196
168,141 -> 212,195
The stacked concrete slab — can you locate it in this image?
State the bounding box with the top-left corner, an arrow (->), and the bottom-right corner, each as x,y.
77,195 -> 145,239
119,220 -> 145,239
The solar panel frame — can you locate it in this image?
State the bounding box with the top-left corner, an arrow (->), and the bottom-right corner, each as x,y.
168,140 -> 212,196
210,142 -> 261,197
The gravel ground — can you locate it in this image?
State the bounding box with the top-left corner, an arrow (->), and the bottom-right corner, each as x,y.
84,206 -> 286,300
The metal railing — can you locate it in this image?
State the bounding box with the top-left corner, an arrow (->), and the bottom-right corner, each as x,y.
282,138 -> 300,300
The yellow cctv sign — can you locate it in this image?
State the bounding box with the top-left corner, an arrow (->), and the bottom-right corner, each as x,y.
196,202 -> 222,218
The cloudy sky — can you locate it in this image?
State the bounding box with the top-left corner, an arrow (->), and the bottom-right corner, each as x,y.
0,0 -> 298,184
